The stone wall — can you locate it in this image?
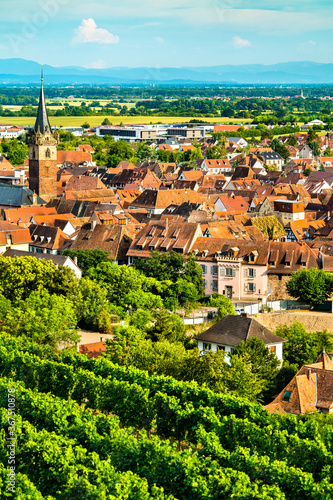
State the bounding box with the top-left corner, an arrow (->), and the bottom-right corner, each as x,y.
268,274 -> 293,301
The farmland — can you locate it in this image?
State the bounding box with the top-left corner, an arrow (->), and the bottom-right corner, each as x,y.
0,115 -> 252,128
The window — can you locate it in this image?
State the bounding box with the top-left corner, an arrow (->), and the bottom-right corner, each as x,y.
282,391 -> 292,402
217,345 -> 225,351
211,265 -> 218,275
203,343 -> 211,351
201,265 -> 207,274
211,280 -> 218,290
226,268 -> 236,277
249,254 -> 255,262
228,251 -> 233,258
285,261 -> 290,267
203,280 -> 207,288
248,283 -> 256,292
248,268 -> 255,278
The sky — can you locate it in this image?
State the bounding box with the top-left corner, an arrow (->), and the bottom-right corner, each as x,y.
1,0 -> 333,68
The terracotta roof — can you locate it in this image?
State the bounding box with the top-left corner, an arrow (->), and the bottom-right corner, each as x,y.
204,159 -> 232,169
29,224 -> 70,251
129,189 -> 204,210
214,125 -> 240,132
265,351 -> 333,415
57,151 -> 92,164
0,221 -> 32,245
71,224 -> 134,262
77,144 -> 94,153
58,175 -> 106,195
179,170 -> 204,182
127,220 -> 202,258
79,341 -> 106,359
4,206 -> 57,225
194,315 -> 286,346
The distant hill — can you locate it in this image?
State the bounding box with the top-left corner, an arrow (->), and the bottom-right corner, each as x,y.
1,59 -> 333,85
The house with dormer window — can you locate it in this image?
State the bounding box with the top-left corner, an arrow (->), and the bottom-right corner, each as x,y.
193,238 -> 269,299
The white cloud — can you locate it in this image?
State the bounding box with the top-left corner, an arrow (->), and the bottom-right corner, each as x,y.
155,36 -> 165,44
233,36 -> 251,49
72,18 -> 119,44
85,59 -> 107,69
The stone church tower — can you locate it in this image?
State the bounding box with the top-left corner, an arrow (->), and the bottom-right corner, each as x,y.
26,69 -> 59,201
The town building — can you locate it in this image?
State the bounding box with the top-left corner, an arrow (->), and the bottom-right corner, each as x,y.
26,71 -> 59,201
194,315 -> 286,364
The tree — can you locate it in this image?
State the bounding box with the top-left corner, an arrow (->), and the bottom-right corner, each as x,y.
63,249 -> 110,276
147,310 -> 186,344
287,135 -> 298,147
105,332 -> 187,379
1,290 -> 78,347
210,294 -> 235,320
308,140 -> 320,156
206,146 -> 223,159
135,143 -> 157,162
75,278 -> 111,329
106,140 -> 134,168
183,349 -> 227,393
133,251 -> 204,297
274,322 -> 333,368
304,168 -> 312,177
81,122 -> 90,129
102,118 -> 111,125
286,268 -> 333,308
307,127 -> 318,142
222,354 -> 266,402
233,337 -> 280,383
271,138 -> 290,161
0,139 -> 28,166
0,256 -> 78,303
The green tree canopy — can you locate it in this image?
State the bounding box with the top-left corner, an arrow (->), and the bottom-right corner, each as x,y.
274,322 -> 333,368
0,256 -> 78,303
210,294 -> 235,320
63,249 -> 110,276
0,290 -> 78,347
286,268 -> 333,307
233,337 -> 280,382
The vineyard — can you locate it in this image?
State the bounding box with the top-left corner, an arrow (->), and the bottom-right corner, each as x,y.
2,334 -> 333,499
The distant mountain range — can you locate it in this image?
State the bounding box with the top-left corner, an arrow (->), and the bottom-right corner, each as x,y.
1,59 -> 333,85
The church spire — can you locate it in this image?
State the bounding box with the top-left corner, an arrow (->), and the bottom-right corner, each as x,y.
34,64 -> 52,134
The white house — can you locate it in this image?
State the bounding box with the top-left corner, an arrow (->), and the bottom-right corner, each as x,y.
227,137 -> 248,148
194,315 -> 286,364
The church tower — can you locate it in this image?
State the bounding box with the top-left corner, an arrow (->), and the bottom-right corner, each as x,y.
26,67 -> 59,201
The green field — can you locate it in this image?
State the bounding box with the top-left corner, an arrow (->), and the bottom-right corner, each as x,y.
0,115 -> 252,128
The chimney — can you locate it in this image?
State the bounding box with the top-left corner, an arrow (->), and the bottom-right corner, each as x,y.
73,256 -> 78,266
307,368 -> 312,382
91,220 -> 97,230
165,217 -> 169,230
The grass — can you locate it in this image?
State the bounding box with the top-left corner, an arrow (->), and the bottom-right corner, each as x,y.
0,115 -> 252,128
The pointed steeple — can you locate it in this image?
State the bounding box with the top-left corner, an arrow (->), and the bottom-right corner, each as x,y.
34,65 -> 51,134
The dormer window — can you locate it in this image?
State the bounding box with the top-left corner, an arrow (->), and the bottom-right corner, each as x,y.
249,254 -> 255,262
282,391 -> 292,402
285,261 -> 290,267
228,251 -> 233,258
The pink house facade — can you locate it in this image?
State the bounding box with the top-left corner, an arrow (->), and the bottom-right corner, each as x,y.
193,238 -> 269,300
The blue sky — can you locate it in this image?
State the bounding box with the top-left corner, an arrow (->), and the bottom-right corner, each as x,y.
1,0 -> 333,68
